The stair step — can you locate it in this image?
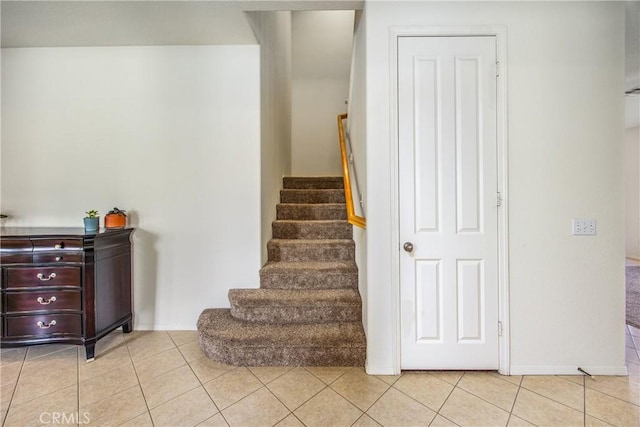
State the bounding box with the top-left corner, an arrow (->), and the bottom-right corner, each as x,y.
260,261 -> 358,289
277,203 -> 347,220
272,220 -> 352,240
267,239 -> 354,262
280,189 -> 345,204
197,308 -> 366,366
228,289 -> 362,324
283,177 -> 344,190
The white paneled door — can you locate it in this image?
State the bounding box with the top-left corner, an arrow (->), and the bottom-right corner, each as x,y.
399,36 -> 499,369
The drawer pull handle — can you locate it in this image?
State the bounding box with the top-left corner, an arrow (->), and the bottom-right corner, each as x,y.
55,256 -> 62,262
37,296 -> 57,305
54,243 -> 63,249
37,320 -> 57,329
37,273 -> 57,281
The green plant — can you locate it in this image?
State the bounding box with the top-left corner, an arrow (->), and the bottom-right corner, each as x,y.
107,207 -> 127,216
85,210 -> 99,218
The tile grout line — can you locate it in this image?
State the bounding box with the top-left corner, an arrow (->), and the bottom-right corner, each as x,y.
123,331 -> 157,427
505,375 -> 525,427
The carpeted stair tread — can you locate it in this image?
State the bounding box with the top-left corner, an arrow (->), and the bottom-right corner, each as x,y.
283,177 -> 344,189
272,220 -> 352,239
267,239 -> 354,262
229,289 -> 362,324
277,203 -> 347,220
280,189 -> 345,204
260,261 -> 358,289
197,309 -> 366,366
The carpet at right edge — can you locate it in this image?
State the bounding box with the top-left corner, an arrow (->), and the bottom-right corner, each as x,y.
625,265 -> 640,329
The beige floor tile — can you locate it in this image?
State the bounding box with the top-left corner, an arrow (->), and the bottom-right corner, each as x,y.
12,348 -> 78,405
0,348 -> 26,366
248,366 -> 292,384
25,343 -> 76,360
440,388 -> 509,427
586,374 -> 639,406
81,330 -> 127,359
125,331 -> 176,362
198,413 -> 230,427
506,414 -> 535,426
585,415 -> 615,426
267,367 -> 326,410
330,368 -> 389,411
457,372 -> 519,411
169,330 -> 199,346
0,382 -> 16,414
0,362 -> 22,386
118,411 -> 154,427
179,340 -> 208,362
78,345 -> 132,382
151,386 -> 219,427
521,375 -> 584,411
429,414 -> 459,426
134,347 -> 187,382
79,362 -> 139,407
426,371 -> 464,385
304,366 -> 350,384
367,388 -> 436,427
140,364 -> 201,409
275,413 -> 306,427
191,357 -> 236,383
375,374 -> 402,385
487,372 -> 523,386
558,375 -> 585,385
512,388 -> 584,426
392,372 -> 454,412
222,387 -> 290,427
4,384 -> 77,427
585,388 -> 640,426
81,385 -> 147,426
353,413 -> 382,426
203,367 -> 263,410
294,388 -> 363,427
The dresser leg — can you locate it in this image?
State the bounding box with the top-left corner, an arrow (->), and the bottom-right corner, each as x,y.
123,319 -> 133,334
85,344 -> 95,362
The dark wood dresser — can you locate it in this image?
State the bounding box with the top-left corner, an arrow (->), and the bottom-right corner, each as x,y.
0,227 -> 133,360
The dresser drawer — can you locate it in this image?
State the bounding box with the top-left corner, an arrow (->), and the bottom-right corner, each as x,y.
0,238 -> 32,264
6,267 -> 81,288
32,253 -> 83,264
32,239 -> 83,252
5,314 -> 81,338
5,290 -> 81,313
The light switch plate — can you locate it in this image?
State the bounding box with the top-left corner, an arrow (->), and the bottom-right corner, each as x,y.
573,219 -> 596,235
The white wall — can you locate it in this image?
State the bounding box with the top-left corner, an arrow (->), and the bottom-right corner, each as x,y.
364,1 -> 626,375
347,9 -> 369,337
291,11 -> 354,176
247,11 -> 293,264
1,45 -> 262,330
627,126 -> 640,259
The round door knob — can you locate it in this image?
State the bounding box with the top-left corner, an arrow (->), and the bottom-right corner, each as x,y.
403,242 -> 414,252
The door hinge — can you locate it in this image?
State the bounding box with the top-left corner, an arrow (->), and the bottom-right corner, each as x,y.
497,192 -> 502,207
498,321 -> 503,337
496,61 -> 500,77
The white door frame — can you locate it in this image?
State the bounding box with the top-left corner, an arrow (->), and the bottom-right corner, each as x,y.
389,26 -> 511,375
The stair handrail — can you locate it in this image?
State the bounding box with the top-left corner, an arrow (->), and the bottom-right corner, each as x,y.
337,113 -> 366,229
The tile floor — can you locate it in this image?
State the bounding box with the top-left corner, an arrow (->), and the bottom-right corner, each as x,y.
0,326 -> 639,427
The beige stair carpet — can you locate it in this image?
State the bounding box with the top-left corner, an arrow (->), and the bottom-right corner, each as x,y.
197,177 -> 366,366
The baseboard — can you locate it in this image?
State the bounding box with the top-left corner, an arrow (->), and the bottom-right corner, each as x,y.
132,324 -> 197,331
510,365 -> 629,376
365,362 -> 400,376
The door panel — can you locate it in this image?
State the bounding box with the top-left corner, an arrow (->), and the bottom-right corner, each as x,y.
399,36 -> 498,369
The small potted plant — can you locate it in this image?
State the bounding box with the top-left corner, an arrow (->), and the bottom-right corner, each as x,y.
84,210 -> 99,232
105,207 -> 127,229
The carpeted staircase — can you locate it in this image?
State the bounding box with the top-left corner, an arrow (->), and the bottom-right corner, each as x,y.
197,177 -> 366,366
